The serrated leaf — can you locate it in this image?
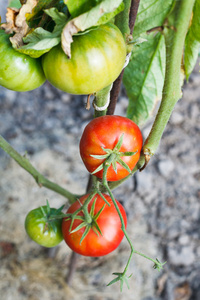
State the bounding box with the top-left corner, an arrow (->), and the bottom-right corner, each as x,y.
16,27 -> 60,57
184,0 -> 200,80
133,0 -> 174,38
123,32 -> 165,126
61,0 -> 123,57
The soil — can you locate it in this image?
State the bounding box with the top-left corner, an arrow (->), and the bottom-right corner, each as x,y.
0,4 -> 200,300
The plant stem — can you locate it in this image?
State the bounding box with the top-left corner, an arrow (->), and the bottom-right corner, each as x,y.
0,135 -> 77,204
129,0 -> 140,35
107,0 -> 140,116
143,0 -> 195,159
102,164 -> 134,274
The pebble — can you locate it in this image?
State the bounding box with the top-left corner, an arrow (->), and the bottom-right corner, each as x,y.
170,111 -> 184,125
168,246 -> 195,266
157,159 -> 175,177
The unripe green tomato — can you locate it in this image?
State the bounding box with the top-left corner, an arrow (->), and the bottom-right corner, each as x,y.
25,206 -> 63,248
42,23 -> 127,95
0,29 -> 46,92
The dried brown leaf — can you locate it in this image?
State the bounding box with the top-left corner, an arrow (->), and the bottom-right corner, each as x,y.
1,0 -> 38,48
1,7 -> 19,34
174,282 -> 192,300
61,21 -> 80,58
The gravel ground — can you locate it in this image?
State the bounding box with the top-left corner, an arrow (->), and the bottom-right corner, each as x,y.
0,64 -> 200,299
0,3 -> 200,299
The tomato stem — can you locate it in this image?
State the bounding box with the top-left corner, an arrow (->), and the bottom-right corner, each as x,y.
102,161 -> 166,288
142,0 -> 195,164
0,135 -> 78,203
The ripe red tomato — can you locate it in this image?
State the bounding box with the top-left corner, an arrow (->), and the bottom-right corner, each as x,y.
62,193 -> 127,257
79,115 -> 143,181
42,23 -> 126,95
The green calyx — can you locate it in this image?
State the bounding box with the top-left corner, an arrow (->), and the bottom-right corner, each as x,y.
67,196 -> 106,244
107,272 -> 133,292
40,200 -> 65,233
91,134 -> 137,175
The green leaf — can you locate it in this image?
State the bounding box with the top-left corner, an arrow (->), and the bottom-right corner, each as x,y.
123,32 -> 165,126
184,0 -> 200,80
133,0 -> 174,38
64,0 -> 103,18
61,0 -> 123,57
14,7 -> 68,58
8,0 -> 22,9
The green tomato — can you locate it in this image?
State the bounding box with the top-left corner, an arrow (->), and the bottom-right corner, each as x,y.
42,23 -> 126,95
0,29 -> 46,92
25,206 -> 63,248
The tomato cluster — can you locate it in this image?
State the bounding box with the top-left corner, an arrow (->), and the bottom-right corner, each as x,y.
2,16 -> 142,257
0,23 -> 126,94
25,115 -> 142,257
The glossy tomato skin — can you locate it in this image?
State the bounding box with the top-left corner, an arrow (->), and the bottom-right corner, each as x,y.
25,206 -> 63,248
79,115 -> 143,181
62,194 -> 127,257
42,23 -> 126,95
0,30 -> 46,92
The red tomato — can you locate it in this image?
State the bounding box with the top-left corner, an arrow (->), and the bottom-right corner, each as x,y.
79,115 -> 143,181
62,194 -> 127,257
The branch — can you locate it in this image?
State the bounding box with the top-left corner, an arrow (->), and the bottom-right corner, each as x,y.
107,0 -> 140,115
0,135 -> 77,204
129,0 -> 140,35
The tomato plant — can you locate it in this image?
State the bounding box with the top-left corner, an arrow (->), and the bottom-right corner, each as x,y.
62,193 -> 127,256
0,29 -> 45,92
42,23 -> 126,95
0,0 -> 198,292
25,204 -> 63,248
79,115 -> 143,181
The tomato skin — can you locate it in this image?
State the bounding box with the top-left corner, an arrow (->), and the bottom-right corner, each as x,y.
62,194 -> 127,257
42,23 -> 126,95
0,30 -> 46,92
79,115 -> 143,181
25,206 -> 63,248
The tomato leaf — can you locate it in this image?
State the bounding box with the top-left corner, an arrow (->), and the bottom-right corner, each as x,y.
133,0 -> 174,38
184,0 -> 200,80
123,32 -> 165,126
8,0 -> 22,9
61,0 -> 124,57
64,0 -> 102,18
12,7 -> 68,57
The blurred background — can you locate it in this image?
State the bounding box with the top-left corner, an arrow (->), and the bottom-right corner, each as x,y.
0,1 -> 200,300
